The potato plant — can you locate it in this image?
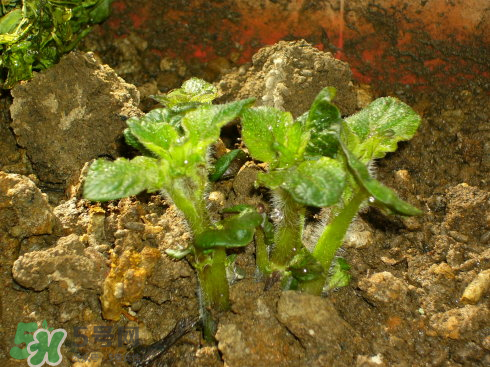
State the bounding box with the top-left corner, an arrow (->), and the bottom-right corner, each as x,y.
84,78 -> 422,341
240,87 -> 422,294
84,78 -> 258,340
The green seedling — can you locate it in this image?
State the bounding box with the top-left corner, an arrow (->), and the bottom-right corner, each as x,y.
84,78 -> 258,340
240,87 -> 421,294
0,0 -> 112,88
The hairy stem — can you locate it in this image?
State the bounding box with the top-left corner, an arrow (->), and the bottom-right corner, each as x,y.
167,177 -> 209,234
313,189 -> 367,269
301,189 -> 367,295
270,188 -> 306,268
167,175 -> 230,341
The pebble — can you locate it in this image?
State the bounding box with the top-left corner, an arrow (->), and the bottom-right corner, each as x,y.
358,272 -> 409,305
114,229 -> 129,238
461,269 -> 490,304
430,262 -> 455,279
124,221 -> 145,231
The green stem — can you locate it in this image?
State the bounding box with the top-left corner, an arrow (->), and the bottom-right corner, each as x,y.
314,189 -> 367,269
302,189 -> 367,295
167,178 -> 209,235
196,247 -> 229,341
270,189 -> 306,267
167,176 -> 230,341
197,247 -> 229,310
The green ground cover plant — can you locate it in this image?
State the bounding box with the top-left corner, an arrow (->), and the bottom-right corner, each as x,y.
0,0 -> 112,88
241,87 -> 422,294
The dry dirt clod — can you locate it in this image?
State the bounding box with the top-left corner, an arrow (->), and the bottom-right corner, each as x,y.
12,234 -> 106,293
444,183 -> 489,243
216,281 -> 305,367
0,172 -> 56,239
358,271 -> 410,307
276,291 -> 368,366
10,51 -> 141,190
429,305 -> 489,340
356,354 -> 386,367
217,40 -> 357,117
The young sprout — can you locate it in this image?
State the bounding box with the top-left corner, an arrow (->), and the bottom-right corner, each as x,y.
83,78 -> 257,340
240,87 -> 421,294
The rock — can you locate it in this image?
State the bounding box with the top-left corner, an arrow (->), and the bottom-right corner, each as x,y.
461,269 -> 490,304
429,305 -> 489,340
10,51 -> 141,186
53,198 -> 90,235
218,40 -> 356,117
277,291 -> 367,366
0,172 -> 56,239
216,281 -> 305,367
12,234 -> 106,293
358,272 -> 409,306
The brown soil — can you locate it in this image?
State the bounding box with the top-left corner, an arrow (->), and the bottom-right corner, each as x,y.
0,5 -> 489,367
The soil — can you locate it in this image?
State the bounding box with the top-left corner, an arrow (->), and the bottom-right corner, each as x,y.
0,5 -> 489,367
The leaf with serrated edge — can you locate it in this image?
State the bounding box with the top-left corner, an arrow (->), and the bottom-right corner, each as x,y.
257,158 -> 346,207
327,258 -> 351,289
126,109 -> 179,158
305,87 -> 343,158
284,157 -> 346,207
182,98 -> 254,148
343,97 -> 421,162
241,106 -> 305,167
151,78 -> 218,107
84,157 -> 167,201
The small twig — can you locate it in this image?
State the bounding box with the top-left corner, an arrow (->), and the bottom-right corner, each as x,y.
127,316 -> 200,367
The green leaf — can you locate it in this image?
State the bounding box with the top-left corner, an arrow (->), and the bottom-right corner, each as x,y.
288,248 -> 325,282
222,204 -> 256,213
283,158 -> 346,207
165,247 -> 192,260
257,157 -> 346,207
343,97 -> 421,162
327,258 -> 351,289
209,149 -> 247,182
195,209 -> 262,249
182,98 -> 254,148
151,78 -> 218,107
340,141 -> 422,216
126,109 -> 179,158
241,106 -> 307,167
305,87 -> 343,158
88,0 -> 113,23
84,156 -> 167,201
123,129 -> 156,157
0,9 -> 23,35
